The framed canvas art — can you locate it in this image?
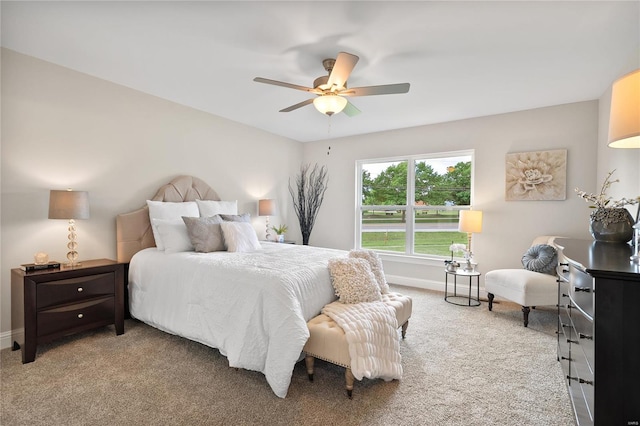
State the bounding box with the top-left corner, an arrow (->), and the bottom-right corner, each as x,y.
505,149 -> 567,201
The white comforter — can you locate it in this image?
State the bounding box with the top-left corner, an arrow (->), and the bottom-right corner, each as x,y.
322,301 -> 403,381
128,242 -> 345,398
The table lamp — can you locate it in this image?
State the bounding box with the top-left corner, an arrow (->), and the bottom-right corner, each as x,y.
49,189 -> 90,267
458,210 -> 483,253
258,199 -> 276,240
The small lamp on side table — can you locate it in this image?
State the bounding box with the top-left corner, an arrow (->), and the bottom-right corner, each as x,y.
48,189 -> 90,267
258,199 -> 276,241
458,210 -> 483,271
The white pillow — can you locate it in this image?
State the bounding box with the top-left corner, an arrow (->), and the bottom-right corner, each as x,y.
349,249 -> 390,294
220,222 -> 261,253
152,218 -> 194,253
196,199 -> 238,217
328,257 -> 382,304
147,200 -> 199,250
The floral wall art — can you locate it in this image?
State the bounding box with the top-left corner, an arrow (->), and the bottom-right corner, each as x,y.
505,149 -> 567,201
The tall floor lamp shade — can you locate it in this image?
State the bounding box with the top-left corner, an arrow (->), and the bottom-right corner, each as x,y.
458,210 -> 483,252
258,199 -> 276,241
48,189 -> 90,267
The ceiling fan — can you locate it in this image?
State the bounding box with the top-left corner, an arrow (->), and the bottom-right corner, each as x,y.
253,52 -> 410,117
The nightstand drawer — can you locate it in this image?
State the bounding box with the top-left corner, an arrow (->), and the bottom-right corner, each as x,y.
37,296 -> 114,337
36,273 -> 115,309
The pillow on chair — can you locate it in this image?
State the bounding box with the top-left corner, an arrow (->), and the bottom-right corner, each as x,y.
522,244 -> 558,275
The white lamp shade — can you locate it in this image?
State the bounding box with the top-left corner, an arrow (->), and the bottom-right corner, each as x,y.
258,199 -> 276,216
608,69 -> 640,148
313,94 -> 347,116
48,190 -> 90,219
458,210 -> 483,233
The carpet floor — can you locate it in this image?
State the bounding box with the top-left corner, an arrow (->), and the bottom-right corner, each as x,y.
1,285 -> 574,425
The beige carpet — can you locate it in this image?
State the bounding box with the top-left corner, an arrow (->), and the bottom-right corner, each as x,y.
1,285 -> 574,426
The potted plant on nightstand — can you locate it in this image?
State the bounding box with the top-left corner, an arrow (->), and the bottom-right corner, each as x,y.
272,224 -> 288,243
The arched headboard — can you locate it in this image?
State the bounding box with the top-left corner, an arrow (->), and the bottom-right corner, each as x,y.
116,175 -> 220,263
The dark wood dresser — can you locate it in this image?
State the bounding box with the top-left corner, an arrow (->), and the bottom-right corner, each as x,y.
555,238 -> 640,425
11,258 -> 125,363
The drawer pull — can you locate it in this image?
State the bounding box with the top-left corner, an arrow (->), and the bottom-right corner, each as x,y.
579,333 -> 593,340
574,287 -> 591,293
561,294 -> 569,298
77,287 -> 83,292
561,356 -> 572,361
77,313 -> 84,319
567,376 -> 593,386
567,339 -> 579,344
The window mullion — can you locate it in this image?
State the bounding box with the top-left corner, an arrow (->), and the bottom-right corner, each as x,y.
406,159 -> 415,254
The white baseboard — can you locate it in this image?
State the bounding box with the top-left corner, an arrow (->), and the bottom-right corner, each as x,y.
1,328 -> 22,351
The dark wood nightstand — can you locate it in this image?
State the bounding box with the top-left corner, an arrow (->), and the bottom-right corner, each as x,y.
11,258 -> 125,363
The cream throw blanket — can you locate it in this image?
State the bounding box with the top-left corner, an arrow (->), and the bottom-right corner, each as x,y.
322,301 -> 403,381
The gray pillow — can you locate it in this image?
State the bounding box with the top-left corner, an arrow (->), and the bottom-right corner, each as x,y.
182,215 -> 225,252
522,244 -> 558,275
219,213 -> 251,223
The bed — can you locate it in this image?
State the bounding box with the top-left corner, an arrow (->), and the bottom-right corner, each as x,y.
116,176 -> 344,398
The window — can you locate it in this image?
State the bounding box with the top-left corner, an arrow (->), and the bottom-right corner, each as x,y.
356,151 -> 474,257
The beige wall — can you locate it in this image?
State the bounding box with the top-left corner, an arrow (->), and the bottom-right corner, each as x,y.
301,101 -> 613,290
0,49 -> 302,346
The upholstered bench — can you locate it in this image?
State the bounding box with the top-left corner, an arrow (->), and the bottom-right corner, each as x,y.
303,292 -> 412,398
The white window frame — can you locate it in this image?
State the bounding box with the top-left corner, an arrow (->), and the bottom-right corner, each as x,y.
355,149 -> 475,259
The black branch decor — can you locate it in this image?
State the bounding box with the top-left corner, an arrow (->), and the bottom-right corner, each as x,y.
289,163 -> 328,245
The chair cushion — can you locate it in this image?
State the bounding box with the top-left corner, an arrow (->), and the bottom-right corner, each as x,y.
522,244 -> 558,275
485,269 -> 558,307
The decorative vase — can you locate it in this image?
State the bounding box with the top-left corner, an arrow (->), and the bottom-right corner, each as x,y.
589,207 -> 634,243
276,234 -> 285,243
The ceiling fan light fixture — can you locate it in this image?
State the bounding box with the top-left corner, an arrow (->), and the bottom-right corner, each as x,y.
313,94 -> 347,116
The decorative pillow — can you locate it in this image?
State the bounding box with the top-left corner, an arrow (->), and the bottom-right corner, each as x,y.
152,218 -> 194,254
182,216 -> 225,252
147,200 -> 199,250
327,258 -> 382,304
196,199 -> 238,217
220,222 -> 261,252
522,244 -> 558,275
349,249 -> 390,294
220,213 -> 251,223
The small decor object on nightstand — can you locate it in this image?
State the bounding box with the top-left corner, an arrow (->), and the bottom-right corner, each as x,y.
272,224 -> 288,243
33,252 -> 49,265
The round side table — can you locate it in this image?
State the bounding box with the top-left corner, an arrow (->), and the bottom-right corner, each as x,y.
444,268 -> 481,307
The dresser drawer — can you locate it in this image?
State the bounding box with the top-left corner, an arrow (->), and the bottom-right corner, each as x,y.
571,309 -> 594,368
36,273 -> 115,309
37,296 -> 114,337
569,265 -> 593,318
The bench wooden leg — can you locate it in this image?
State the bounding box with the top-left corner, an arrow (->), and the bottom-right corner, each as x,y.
401,320 -> 409,339
345,368 -> 354,399
305,355 -> 315,382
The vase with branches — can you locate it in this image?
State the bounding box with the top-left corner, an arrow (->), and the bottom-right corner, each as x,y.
289,163 -> 328,245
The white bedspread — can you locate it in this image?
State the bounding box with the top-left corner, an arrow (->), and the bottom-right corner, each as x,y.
322,301 -> 403,381
128,242 -> 346,398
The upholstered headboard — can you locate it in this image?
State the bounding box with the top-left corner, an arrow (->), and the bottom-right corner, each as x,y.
116,175 -> 220,263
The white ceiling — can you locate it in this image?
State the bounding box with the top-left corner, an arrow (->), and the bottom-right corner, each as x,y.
2,1 -> 639,142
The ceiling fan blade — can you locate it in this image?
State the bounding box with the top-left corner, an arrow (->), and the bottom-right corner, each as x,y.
279,98 -> 314,112
253,77 -> 319,93
342,101 -> 361,117
342,83 -> 410,97
327,52 -> 359,90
